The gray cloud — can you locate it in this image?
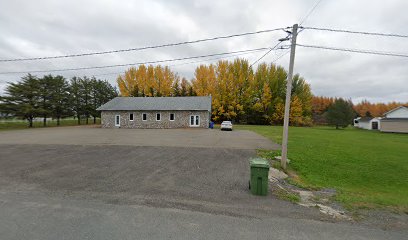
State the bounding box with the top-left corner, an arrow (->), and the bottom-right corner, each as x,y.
0,0 -> 407,103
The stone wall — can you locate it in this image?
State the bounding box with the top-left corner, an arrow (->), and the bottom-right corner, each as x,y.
101,110 -> 210,129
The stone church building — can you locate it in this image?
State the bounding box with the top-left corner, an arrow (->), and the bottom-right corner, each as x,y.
97,96 -> 211,129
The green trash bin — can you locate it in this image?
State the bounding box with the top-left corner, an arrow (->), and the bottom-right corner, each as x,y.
249,158 -> 270,196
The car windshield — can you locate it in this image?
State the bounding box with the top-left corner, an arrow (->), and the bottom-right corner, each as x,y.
222,121 -> 231,124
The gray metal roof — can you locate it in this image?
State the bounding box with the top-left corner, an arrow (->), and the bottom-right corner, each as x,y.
97,96 -> 211,111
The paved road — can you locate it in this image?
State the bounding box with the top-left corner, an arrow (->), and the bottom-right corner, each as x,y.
0,191 -> 405,240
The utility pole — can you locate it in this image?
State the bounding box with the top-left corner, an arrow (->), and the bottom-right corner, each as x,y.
281,24 -> 298,170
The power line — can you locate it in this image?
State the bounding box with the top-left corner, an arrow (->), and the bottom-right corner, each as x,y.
302,26 -> 408,38
271,49 -> 290,63
250,41 -> 285,67
0,28 -> 285,63
297,44 -> 408,58
300,0 -> 325,25
93,48 -> 267,77
0,47 -> 274,75
249,29 -> 295,67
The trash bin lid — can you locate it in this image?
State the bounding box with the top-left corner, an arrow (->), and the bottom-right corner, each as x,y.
250,158 -> 270,168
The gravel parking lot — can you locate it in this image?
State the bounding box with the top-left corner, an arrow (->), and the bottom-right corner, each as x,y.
0,144 -> 319,219
1,126 -> 403,239
0,126 -> 279,150
0,126 -> 318,219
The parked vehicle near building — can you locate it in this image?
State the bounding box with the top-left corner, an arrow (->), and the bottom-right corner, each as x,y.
220,121 -> 233,131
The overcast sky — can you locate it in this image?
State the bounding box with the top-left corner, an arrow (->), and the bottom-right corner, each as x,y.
0,0 -> 407,103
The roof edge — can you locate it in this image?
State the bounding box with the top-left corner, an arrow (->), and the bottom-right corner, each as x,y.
383,106 -> 408,116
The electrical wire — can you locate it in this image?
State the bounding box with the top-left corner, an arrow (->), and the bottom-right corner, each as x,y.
250,42 -> 284,67
0,28 -> 285,62
271,49 -> 290,63
93,48 -> 268,77
299,0 -> 325,25
302,26 -> 408,38
268,28 -> 305,65
249,29 -> 295,67
297,44 -> 408,58
0,47 -> 275,75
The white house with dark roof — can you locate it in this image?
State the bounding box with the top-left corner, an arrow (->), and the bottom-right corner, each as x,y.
354,117 -> 381,130
380,106 -> 408,133
97,96 -> 212,129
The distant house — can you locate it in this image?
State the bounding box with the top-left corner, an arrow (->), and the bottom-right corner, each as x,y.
97,96 -> 211,129
354,117 -> 381,130
380,106 -> 408,133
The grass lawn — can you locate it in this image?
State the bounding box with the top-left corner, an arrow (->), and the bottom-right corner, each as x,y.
0,118 -> 100,130
236,125 -> 408,211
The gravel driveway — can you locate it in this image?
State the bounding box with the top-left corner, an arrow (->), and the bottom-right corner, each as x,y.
0,126 -> 280,150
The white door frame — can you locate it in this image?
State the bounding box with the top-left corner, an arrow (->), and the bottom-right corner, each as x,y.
115,115 -> 120,127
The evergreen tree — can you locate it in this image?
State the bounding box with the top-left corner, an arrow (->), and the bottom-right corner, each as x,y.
326,98 -> 354,129
1,74 -> 41,127
69,77 -> 83,124
90,78 -> 118,123
80,76 -> 92,124
49,75 -> 71,125
38,75 -> 54,126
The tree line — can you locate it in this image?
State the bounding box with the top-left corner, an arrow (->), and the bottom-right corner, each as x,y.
0,74 -> 118,127
117,58 -> 313,125
353,100 -> 407,117
312,96 -> 408,125
4,61 -> 401,129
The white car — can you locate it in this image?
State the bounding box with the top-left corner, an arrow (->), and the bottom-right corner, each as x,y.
220,121 -> 233,131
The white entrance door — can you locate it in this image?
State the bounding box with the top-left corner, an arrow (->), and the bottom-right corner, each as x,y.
190,115 -> 200,127
115,115 -> 120,127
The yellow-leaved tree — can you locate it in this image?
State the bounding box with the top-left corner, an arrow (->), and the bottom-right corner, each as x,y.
117,65 -> 178,97
117,67 -> 137,97
116,58 -> 314,125
271,101 -> 285,124
290,96 -> 303,126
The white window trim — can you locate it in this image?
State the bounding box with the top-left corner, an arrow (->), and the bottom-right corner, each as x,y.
129,113 -> 134,121
156,113 -> 161,121
189,115 -> 200,127
169,113 -> 175,121
115,115 -> 120,127
142,113 -> 147,121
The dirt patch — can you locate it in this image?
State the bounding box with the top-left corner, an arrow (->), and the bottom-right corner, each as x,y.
268,166 -> 350,220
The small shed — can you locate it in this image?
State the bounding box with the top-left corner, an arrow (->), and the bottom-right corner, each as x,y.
354,117 -> 381,130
